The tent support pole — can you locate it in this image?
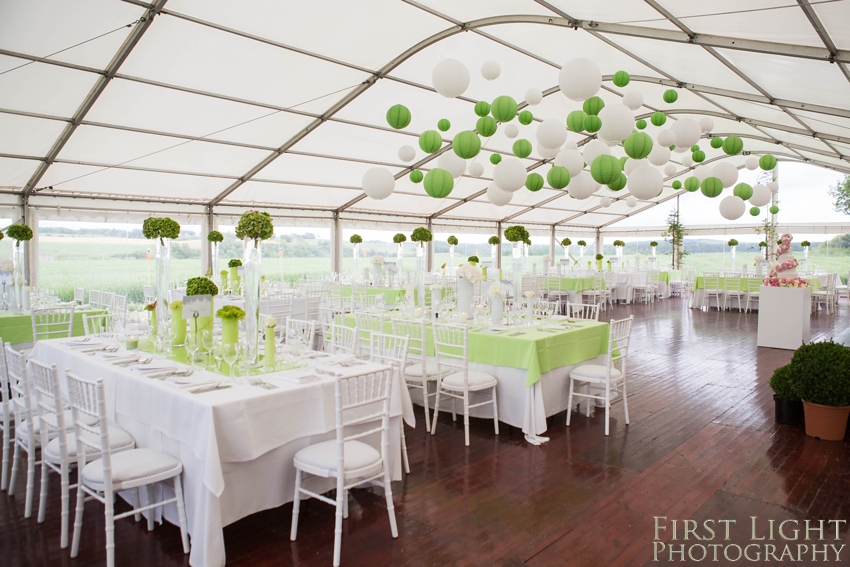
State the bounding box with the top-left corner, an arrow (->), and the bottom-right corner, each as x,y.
22,194 -> 37,290
426,219 -> 433,272
331,212 -> 342,275
496,222 -> 502,271
549,225 -> 556,269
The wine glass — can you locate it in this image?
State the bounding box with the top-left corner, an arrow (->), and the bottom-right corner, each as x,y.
222,343 -> 238,383
212,343 -> 224,373
201,330 -> 214,369
185,332 -> 199,369
375,294 -> 385,311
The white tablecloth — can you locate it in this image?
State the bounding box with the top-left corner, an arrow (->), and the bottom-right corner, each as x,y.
32,339 -> 414,567
611,272 -> 646,303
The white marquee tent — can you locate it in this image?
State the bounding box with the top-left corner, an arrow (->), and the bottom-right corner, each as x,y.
2,0 -> 850,278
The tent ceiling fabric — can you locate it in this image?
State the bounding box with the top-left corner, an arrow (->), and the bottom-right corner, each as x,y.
0,0 -> 849,229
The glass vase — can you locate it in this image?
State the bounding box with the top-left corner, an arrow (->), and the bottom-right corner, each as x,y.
616,247 -> 623,263
211,242 -> 219,284
491,244 -> 498,273
512,242 -> 523,311
731,246 -> 736,270
353,243 -> 360,279
416,243 -> 426,309
651,247 -> 657,259
449,244 -> 455,274
523,242 -> 529,272
397,243 -> 404,274
243,237 -> 262,365
155,238 -> 171,334
12,243 -> 25,310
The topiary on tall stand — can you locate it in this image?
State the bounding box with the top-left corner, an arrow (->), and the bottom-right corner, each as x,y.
411,228 -> 432,308
236,210 -> 274,365
143,217 -> 180,334
6,224 -> 32,310
207,230 -> 224,287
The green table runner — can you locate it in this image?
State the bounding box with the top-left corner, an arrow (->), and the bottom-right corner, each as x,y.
0,308 -> 107,345
544,277 -> 595,292
343,313 -> 609,386
658,271 -> 681,284
693,276 -> 820,291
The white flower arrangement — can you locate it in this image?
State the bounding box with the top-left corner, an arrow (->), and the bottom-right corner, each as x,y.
0,259 -> 12,272
456,263 -> 482,284
524,290 -> 535,298
488,283 -> 503,296
430,283 -> 442,291
371,255 -> 385,264
265,316 -> 277,328
754,254 -> 764,263
634,253 -> 642,259
542,254 -> 552,263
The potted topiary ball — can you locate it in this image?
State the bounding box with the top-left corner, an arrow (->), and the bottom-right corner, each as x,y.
789,340 -> 850,440
769,364 -> 803,425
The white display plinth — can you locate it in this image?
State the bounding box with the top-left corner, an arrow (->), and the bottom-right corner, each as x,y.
757,286 -> 811,350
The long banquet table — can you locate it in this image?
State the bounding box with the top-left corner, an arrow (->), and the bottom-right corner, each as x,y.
689,275 -> 822,309
343,312 -> 610,436
32,338 -> 414,567
0,306 -> 107,345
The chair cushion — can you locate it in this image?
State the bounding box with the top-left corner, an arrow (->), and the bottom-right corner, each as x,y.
441,370 -> 498,390
16,410 -> 96,439
570,364 -> 623,383
404,361 -> 443,378
294,440 -> 381,477
43,426 -> 135,463
82,448 -> 182,487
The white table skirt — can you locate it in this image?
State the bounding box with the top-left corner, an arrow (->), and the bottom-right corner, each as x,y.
32,339 -> 414,567
407,355 -> 606,436
689,289 -> 759,310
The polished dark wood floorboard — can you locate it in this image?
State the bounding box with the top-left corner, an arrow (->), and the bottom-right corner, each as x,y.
3,298 -> 849,566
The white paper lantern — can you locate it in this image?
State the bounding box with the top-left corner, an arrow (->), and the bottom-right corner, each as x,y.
622,90 -> 644,111
719,195 -> 746,220
493,157 -> 527,192
599,196 -> 612,208
564,141 -> 578,151
663,164 -> 678,177
598,104 -> 634,144
504,123 -> 519,139
536,118 -> 568,149
681,154 -> 694,168
432,58 -> 470,98
558,58 -> 601,101
468,162 -> 484,177
626,196 -> 637,208
671,118 -> 701,149
568,171 -> 599,200
481,60 -> 501,81
750,184 -> 772,206
745,157 -> 759,171
624,158 -> 647,175
628,166 -> 663,200
657,129 -> 676,147
582,139 -> 610,167
693,165 -> 711,182
487,183 -> 513,206
672,145 -> 689,154
537,144 -> 560,160
647,144 -> 671,167
438,151 -> 467,178
398,145 -> 416,163
362,167 -> 395,200
711,161 -> 738,188
525,87 -> 543,106
554,149 -> 584,177
699,117 -> 715,133
767,181 -> 779,193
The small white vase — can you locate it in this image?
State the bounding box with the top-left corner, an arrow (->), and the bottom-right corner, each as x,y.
491,296 -> 503,324
457,277 -> 473,316
526,301 -> 534,326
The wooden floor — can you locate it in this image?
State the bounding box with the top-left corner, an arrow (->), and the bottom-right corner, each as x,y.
3,297 -> 850,566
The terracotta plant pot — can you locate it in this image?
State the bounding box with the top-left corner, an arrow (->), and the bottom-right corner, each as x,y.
774,396 -> 803,425
802,400 -> 850,441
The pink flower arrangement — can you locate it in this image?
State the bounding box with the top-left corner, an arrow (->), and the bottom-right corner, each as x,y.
768,258 -> 798,277
762,277 -> 809,288
775,233 -> 792,256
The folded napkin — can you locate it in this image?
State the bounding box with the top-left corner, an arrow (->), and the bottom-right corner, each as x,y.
541,324 -> 565,331
277,369 -> 320,384
64,339 -> 99,348
326,353 -> 356,364
168,377 -> 215,389
130,365 -> 175,374
105,354 -> 139,365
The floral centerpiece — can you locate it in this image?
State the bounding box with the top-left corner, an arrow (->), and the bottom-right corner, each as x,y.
488,235 -> 500,269
350,234 -> 363,276
228,258 -> 243,289
488,282 -> 504,323
595,253 -> 604,270
542,253 -> 552,272
649,240 -> 658,258
505,226 -> 528,307
613,239 -> 625,263
467,255 -> 479,265
143,217 -> 180,333
185,276 -> 219,335
371,255 -> 385,285
208,230 -> 224,286
236,210 -> 274,364
217,305 -> 245,347
264,315 -> 277,370
411,227 -> 432,307
456,263 -> 481,315
169,300 -> 186,346
6,224 -> 33,308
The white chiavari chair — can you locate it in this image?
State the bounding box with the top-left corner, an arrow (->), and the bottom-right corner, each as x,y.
285,318 -> 316,350
83,313 -> 112,336
325,323 -> 358,355
31,306 -> 76,343
567,302 -> 600,321
369,331 -> 411,473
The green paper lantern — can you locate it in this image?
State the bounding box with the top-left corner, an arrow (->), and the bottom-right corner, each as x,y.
672,180 -> 682,190
419,130 -> 442,153
663,89 -> 678,103
423,168 -> 454,198
684,176 -> 700,192
583,115 -> 602,133
437,118 -> 451,132
636,119 -> 647,130
760,154 -> 777,170
567,110 -> 587,133
476,116 -> 498,137
591,155 -> 621,185
733,183 -> 753,201
722,135 -> 744,156
386,104 -> 411,130
690,145 -> 700,152
547,166 -> 571,189
618,156 -> 628,169
623,132 -> 653,159
607,173 -> 628,191
453,130 -> 481,159
518,110 -> 534,125
613,70 -> 630,88
700,176 -> 723,198
474,101 -> 491,117
583,96 -> 605,116
512,139 -> 532,159
526,172 -> 544,192
491,95 -> 518,123
750,207 -> 761,217
692,150 -> 706,163
710,137 -> 723,149
650,112 -> 667,127
490,154 -> 502,165
410,170 -> 423,183
770,205 -> 779,215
